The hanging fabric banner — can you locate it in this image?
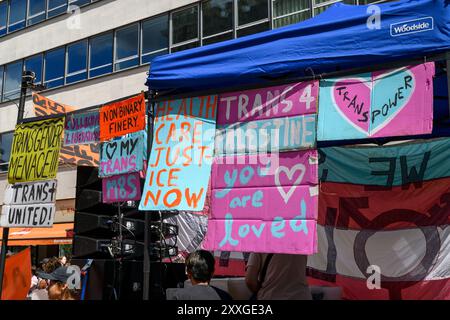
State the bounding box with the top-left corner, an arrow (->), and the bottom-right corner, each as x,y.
139,95 -> 218,211
317,62 -> 435,140
203,81 -> 319,254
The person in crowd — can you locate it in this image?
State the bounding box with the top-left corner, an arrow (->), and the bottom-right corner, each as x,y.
59,256 -> 68,267
245,253 -> 312,300
37,266 -> 80,300
166,250 -> 233,300
42,257 -> 61,273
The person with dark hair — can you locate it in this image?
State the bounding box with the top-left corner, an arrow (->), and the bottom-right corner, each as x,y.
37,266 -> 80,300
166,250 -> 233,300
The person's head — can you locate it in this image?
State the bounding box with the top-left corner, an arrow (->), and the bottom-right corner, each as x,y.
48,282 -> 66,300
185,250 -> 215,285
59,256 -> 67,266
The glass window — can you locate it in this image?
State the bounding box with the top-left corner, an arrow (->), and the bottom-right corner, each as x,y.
171,41 -> 199,53
0,1 -> 7,36
3,61 -> 23,101
202,0 -> 233,37
0,66 -> 4,101
28,0 -> 47,26
203,32 -> 233,46
8,0 -> 27,32
142,15 -> 169,64
68,0 -> 91,7
48,0 -> 68,18
237,21 -> 270,37
0,132 -> 14,172
115,23 -> 139,71
273,0 -> 310,17
238,0 -> 268,26
274,10 -> 310,28
24,54 -> 43,84
172,6 -> 198,45
89,32 -> 113,78
44,47 -> 65,89
67,40 -> 87,84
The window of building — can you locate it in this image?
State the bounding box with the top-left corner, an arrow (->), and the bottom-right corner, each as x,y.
237,0 -> 269,37
89,32 -> 113,78
44,47 -> 65,89
238,0 -> 269,26
48,0 -> 68,18
171,5 -> 199,50
0,131 -> 14,172
0,1 -> 7,37
3,61 -> 23,101
273,0 -> 311,28
8,0 -> 27,33
115,23 -> 139,71
24,54 -> 43,85
68,0 -> 91,7
142,15 -> 169,64
67,40 -> 87,84
28,0 -> 47,26
202,0 -> 233,45
0,66 -> 4,102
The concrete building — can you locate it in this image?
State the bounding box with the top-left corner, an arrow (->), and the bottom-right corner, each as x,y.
0,0 -> 387,255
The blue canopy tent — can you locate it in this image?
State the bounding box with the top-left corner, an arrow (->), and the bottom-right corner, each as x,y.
146,0 -> 450,141
147,0 -> 450,95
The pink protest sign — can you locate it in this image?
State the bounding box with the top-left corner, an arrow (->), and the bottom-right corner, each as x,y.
102,172 -> 141,203
218,81 -> 318,125
318,62 -> 435,140
203,150 -> 319,254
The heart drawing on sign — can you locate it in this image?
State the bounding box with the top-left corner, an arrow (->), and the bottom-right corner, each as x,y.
275,164 -> 306,204
105,142 -> 118,160
332,68 -> 415,136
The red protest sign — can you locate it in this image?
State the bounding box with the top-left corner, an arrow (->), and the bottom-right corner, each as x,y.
99,93 -> 146,141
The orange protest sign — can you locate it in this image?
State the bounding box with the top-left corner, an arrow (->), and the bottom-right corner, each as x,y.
1,247 -> 31,300
99,93 -> 146,141
32,93 -> 100,167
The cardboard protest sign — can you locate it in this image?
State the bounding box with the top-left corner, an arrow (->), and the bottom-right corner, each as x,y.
99,131 -> 145,177
1,247 -> 31,300
215,81 -> 318,155
33,93 -> 100,167
202,151 -> 319,254
99,93 -> 146,141
102,172 -> 141,203
317,62 -> 435,140
1,180 -> 57,228
64,110 -> 100,145
8,117 -> 64,184
139,95 -> 218,211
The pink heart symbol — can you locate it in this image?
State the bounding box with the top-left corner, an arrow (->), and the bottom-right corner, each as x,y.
332,78 -> 371,134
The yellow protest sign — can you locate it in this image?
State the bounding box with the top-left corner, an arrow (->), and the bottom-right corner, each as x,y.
8,117 -> 65,184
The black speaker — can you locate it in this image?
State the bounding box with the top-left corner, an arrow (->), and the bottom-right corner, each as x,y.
73,235 -> 145,259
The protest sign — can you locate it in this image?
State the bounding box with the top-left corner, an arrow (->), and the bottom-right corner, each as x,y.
33,93 -> 100,167
64,110 -> 100,145
317,62 -> 435,140
139,95 -> 218,211
215,81 -> 318,155
203,151 -> 319,254
99,93 -> 145,141
1,180 -> 57,228
102,172 -> 141,203
8,117 -> 64,184
99,131 -> 145,177
1,247 -> 31,300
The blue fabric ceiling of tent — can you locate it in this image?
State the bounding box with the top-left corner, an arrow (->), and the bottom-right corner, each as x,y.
146,0 -> 450,95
